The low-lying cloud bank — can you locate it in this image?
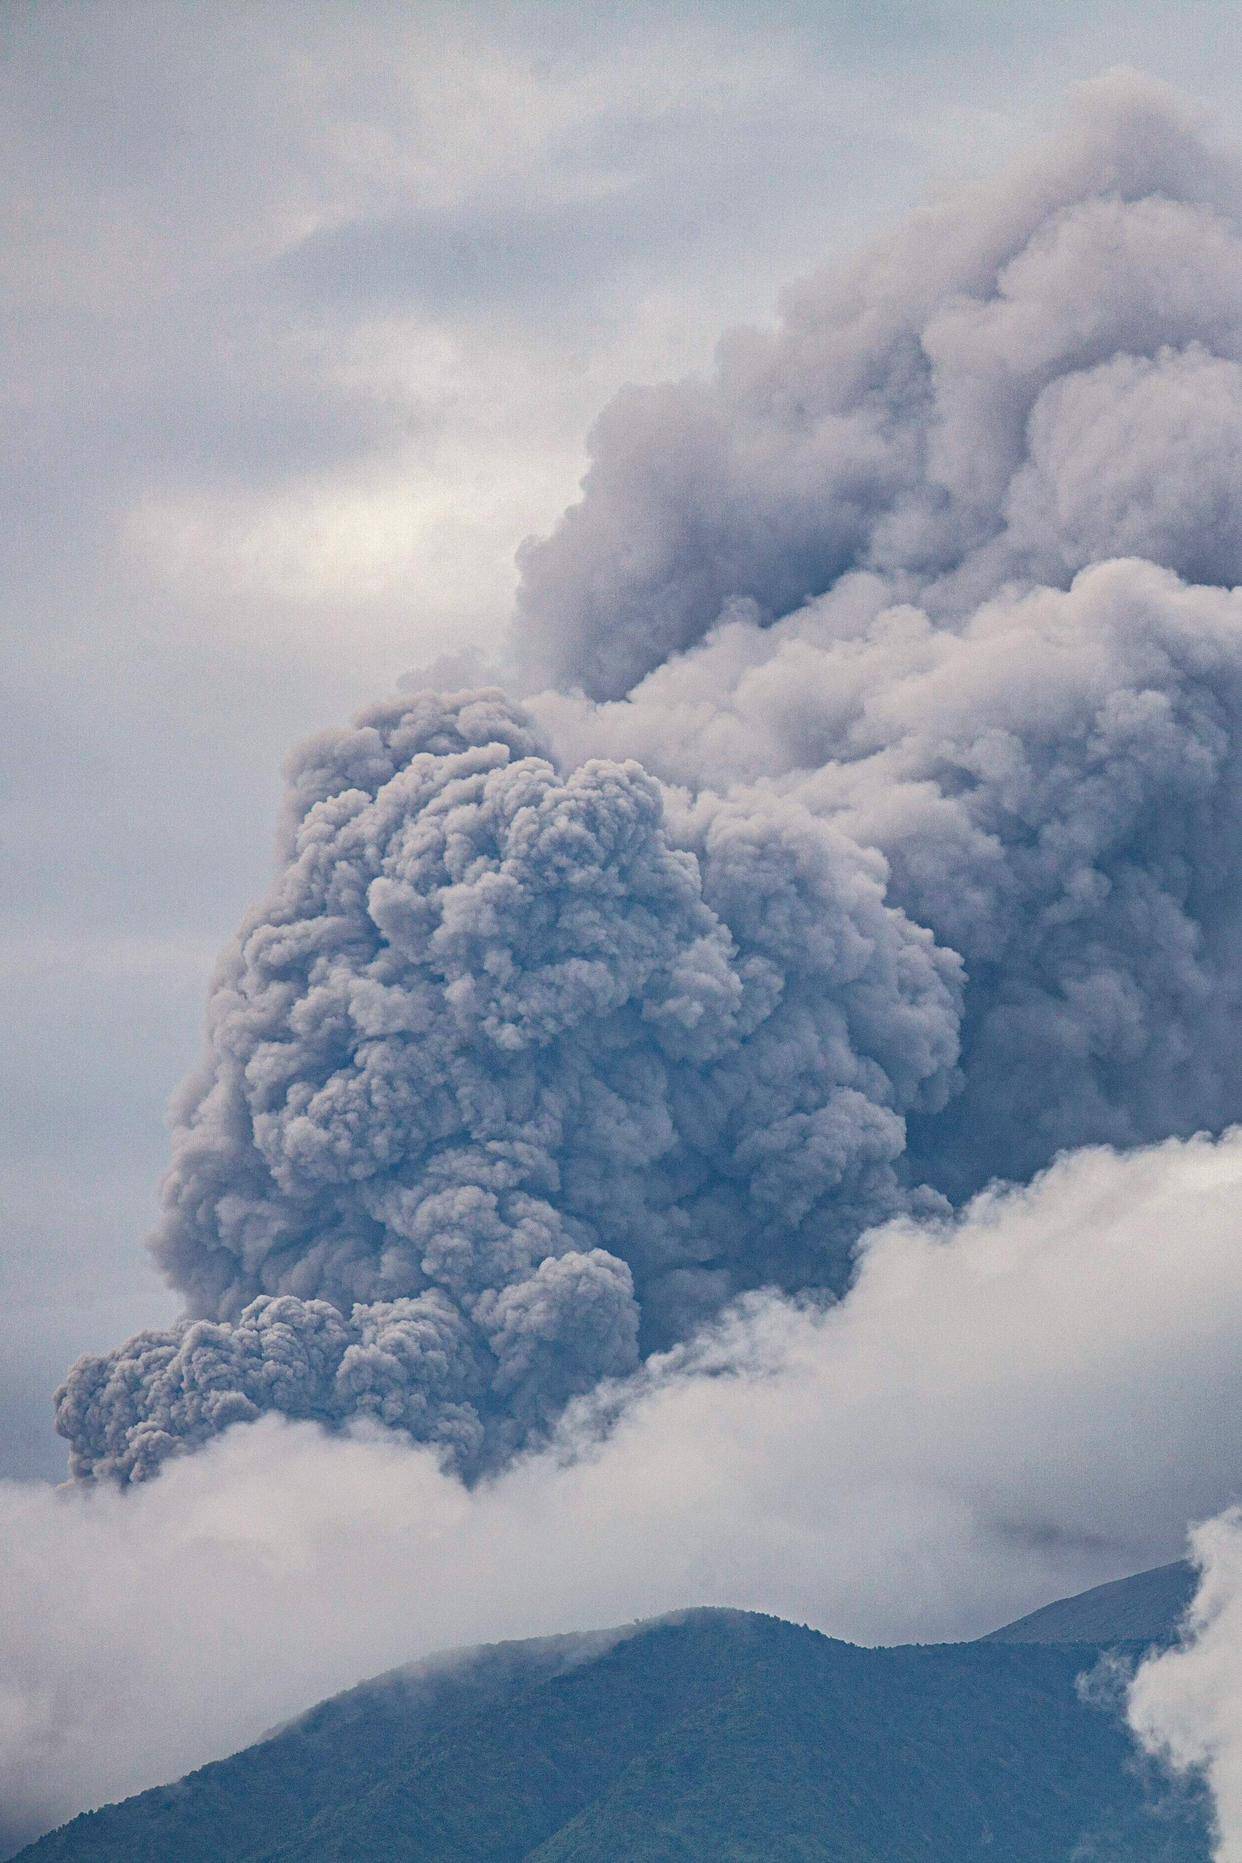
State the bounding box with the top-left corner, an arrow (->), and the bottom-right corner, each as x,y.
7,1128 -> 1242,1850
1131,1511 -> 1242,1862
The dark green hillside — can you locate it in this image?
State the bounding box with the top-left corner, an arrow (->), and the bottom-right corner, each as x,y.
19,1607 -> 1209,1862
982,1560 -> 1196,1647
522,1630 -> 1208,1863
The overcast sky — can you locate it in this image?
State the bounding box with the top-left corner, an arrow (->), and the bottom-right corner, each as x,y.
7,0 -> 1242,1479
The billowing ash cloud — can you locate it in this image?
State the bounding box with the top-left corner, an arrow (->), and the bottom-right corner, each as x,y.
516,70 -> 1242,698
535,561 -> 1242,1199
57,689 -> 958,1481
527,70 -> 1242,1198
55,70 -> 1242,1481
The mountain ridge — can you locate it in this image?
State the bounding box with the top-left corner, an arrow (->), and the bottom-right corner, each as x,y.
981,1560 -> 1196,1647
17,1570 -> 1209,1862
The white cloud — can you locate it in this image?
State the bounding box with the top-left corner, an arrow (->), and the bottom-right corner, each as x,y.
6,1126 -> 1242,1848
1131,1509 -> 1242,1861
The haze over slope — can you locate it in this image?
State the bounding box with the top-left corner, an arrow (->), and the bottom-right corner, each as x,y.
984,1560 -> 1196,1645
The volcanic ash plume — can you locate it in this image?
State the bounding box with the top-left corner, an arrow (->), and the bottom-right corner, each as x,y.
56,70 -> 1242,1480
516,71 -> 1242,699
57,690 -> 958,1480
527,69 -> 1242,1198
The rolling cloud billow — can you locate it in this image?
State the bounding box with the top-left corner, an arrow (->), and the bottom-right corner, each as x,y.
56,69 -> 1242,1484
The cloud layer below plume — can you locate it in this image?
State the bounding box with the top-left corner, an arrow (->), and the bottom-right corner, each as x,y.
8,1128 -> 1242,1850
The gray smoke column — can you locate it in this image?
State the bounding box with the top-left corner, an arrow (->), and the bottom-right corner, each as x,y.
526,69 -> 1242,1197
535,561 -> 1242,1199
55,69 -> 1242,1480
57,690 -> 958,1480
516,69 -> 1242,698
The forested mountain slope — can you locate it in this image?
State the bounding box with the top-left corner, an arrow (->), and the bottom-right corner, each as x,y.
20,1601 -> 1209,1862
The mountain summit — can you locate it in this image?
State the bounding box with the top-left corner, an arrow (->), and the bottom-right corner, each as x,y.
19,1572 -> 1208,1861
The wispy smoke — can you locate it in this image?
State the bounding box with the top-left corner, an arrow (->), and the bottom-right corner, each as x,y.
55,70 -> 1242,1489
1130,1511 -> 1242,1862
